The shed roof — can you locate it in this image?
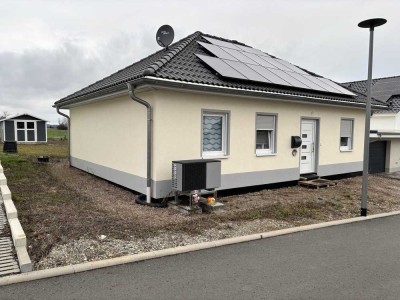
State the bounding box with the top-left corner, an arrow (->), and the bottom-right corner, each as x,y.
55,31 -> 387,109
0,113 -> 47,122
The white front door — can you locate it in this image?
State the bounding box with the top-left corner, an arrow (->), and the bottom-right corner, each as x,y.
300,119 -> 317,174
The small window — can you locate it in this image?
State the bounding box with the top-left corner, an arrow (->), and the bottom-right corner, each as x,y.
340,119 -> 353,151
202,111 -> 229,157
17,122 -> 25,129
27,122 -> 34,129
256,114 -> 276,155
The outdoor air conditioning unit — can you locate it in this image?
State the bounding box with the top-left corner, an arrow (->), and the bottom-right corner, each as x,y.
172,159 -> 221,192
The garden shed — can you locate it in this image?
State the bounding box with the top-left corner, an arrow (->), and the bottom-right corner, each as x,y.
0,113 -> 47,143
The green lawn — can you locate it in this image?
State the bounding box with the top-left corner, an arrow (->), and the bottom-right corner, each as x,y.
1,140 -> 68,159
47,128 -> 67,139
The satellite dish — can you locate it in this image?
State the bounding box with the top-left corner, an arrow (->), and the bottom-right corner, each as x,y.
156,25 -> 174,48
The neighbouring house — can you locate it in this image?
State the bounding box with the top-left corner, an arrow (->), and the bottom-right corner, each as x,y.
0,113 -> 47,144
343,76 -> 400,173
54,31 -> 387,199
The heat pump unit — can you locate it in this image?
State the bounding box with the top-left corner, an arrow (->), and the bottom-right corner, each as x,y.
172,159 -> 221,192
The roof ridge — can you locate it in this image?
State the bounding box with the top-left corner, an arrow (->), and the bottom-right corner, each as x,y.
201,32 -> 248,47
343,74 -> 400,84
142,31 -> 202,76
56,31 -> 202,104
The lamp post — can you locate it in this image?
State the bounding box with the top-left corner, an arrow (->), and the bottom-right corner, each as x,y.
358,18 -> 387,216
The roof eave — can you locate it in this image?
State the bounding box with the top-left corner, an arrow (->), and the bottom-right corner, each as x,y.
54,76 -> 389,110
130,76 -> 387,109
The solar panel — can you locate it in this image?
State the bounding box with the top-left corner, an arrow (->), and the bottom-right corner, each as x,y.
287,72 -> 328,92
235,44 -> 266,56
258,55 -> 294,72
221,47 -> 258,65
318,78 -> 356,96
241,52 -> 278,69
198,36 -> 357,97
197,42 -> 238,61
247,65 -> 293,86
304,75 -> 342,94
203,36 -> 242,50
196,54 -> 246,79
268,69 -> 310,89
223,60 -> 270,83
275,59 -> 309,75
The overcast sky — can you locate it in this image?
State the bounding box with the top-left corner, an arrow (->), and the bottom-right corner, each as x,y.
1,0 -> 399,124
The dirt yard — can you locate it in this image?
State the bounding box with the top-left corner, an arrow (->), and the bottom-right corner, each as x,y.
0,139 -> 400,269
1,141 -> 400,269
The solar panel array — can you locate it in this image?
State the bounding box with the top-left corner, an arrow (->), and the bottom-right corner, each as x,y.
197,37 -> 355,96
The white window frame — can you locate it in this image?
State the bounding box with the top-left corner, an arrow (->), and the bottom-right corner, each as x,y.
201,110 -> 229,158
255,113 -> 277,156
14,120 -> 38,143
340,118 -> 353,152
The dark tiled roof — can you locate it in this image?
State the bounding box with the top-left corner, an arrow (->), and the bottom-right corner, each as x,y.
374,95 -> 400,114
343,76 -> 400,102
343,76 -> 400,113
55,31 -> 385,108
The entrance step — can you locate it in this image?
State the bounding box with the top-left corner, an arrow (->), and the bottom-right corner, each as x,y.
299,178 -> 338,189
299,173 -> 319,181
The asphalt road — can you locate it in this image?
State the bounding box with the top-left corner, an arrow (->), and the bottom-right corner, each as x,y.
1,216 -> 400,300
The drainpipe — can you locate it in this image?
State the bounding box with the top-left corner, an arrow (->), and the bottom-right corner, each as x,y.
55,107 -> 71,166
127,83 -> 152,204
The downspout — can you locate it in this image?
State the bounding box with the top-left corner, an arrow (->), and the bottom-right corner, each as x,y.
56,107 -> 71,166
127,83 -> 152,204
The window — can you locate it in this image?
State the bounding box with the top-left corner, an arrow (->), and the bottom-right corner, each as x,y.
256,114 -> 276,155
340,119 -> 353,151
15,120 -> 36,142
202,111 -> 229,157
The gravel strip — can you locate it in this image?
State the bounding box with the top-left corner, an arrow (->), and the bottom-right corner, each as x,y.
36,218 -> 290,269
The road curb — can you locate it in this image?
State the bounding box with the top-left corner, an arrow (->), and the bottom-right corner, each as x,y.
1,210 -> 400,286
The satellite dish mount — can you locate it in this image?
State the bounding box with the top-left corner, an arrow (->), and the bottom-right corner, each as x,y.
156,25 -> 174,49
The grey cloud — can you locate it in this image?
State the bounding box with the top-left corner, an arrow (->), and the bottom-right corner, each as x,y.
0,33 -> 159,122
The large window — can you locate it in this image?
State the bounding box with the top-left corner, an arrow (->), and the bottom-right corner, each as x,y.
15,121 -> 36,142
202,111 -> 229,157
340,119 -> 353,151
256,114 -> 276,155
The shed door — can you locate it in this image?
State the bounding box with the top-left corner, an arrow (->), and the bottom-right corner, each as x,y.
369,141 -> 386,174
300,119 -> 317,174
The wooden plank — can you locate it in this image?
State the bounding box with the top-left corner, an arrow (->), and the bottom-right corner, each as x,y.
0,253 -> 15,259
0,262 -> 19,269
0,258 -> 17,264
0,269 -> 20,276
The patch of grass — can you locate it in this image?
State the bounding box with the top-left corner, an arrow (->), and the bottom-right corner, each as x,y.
219,200 -> 335,223
0,139 -> 68,160
47,128 -> 67,140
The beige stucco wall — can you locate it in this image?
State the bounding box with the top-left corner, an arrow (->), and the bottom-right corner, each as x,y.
69,91 -> 154,178
387,139 -> 400,172
152,89 -> 365,181
371,114 -> 397,130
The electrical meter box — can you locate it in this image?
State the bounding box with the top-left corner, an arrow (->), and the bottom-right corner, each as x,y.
172,159 -> 221,191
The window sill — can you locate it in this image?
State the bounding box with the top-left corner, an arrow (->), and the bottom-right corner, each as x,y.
256,153 -> 277,157
202,155 -> 230,159
340,149 -> 353,152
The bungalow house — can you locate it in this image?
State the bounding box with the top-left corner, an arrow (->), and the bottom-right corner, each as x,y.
0,113 -> 47,143
342,76 -> 400,173
54,31 -> 386,199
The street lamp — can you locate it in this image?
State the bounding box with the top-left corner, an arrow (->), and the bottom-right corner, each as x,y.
358,18 -> 387,217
